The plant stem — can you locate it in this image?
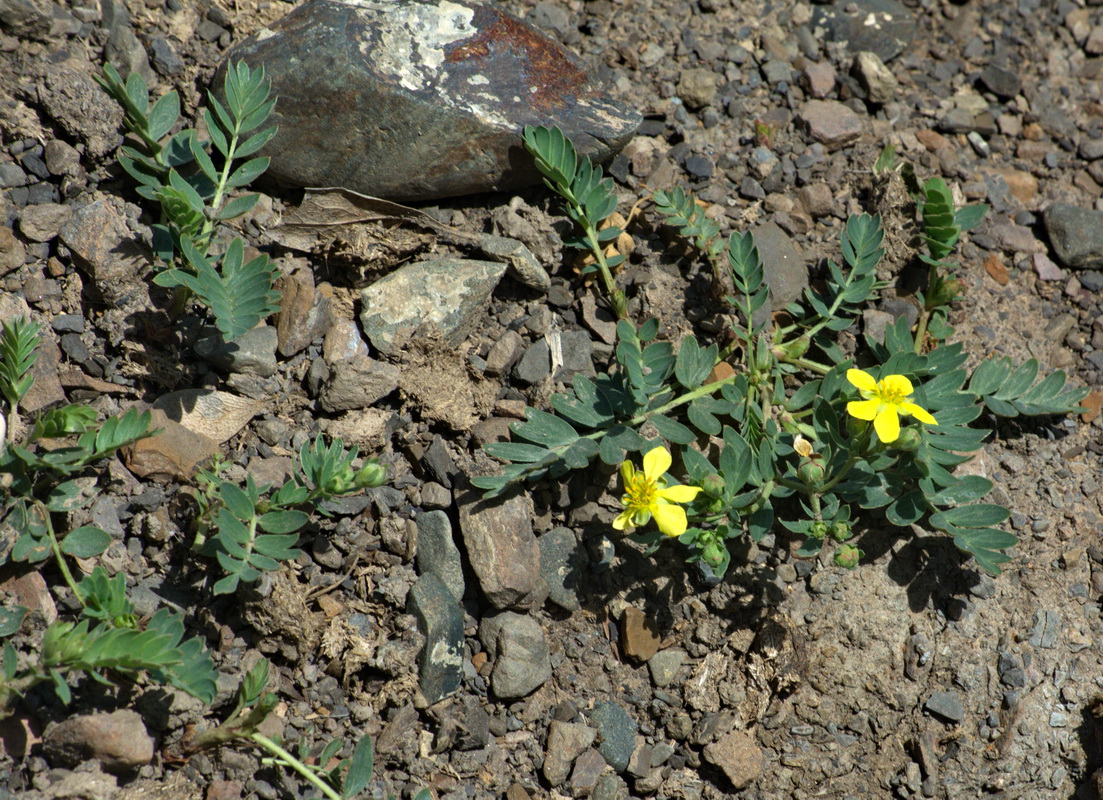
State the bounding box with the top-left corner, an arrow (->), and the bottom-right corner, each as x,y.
44,512 -> 84,602
251,733 -> 343,800
582,223 -> 628,319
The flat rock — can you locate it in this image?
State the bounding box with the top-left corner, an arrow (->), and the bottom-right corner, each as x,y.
647,647 -> 686,688
924,690 -> 965,723
359,259 -> 506,356
36,58 -> 123,160
457,486 -> 547,609
407,572 -> 465,703
123,409 -> 220,482
194,325 -> 279,377
620,606 -> 661,661
319,355 -> 401,412
479,611 -> 551,698
17,202 -> 71,242
590,701 -> 637,773
275,266 -> 333,357
703,730 -> 763,789
218,0 -> 641,201
416,510 -> 465,602
544,720 -> 597,786
43,710 -> 153,773
537,526 -> 586,612
1045,203 -> 1103,269
799,100 -> 863,150
57,194 -> 148,306
751,221 -> 808,312
810,0 -> 916,63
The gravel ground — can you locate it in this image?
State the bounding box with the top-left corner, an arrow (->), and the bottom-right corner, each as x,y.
3,0 -> 1103,799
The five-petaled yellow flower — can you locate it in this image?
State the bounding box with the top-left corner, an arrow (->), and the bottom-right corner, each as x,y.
613,446 -> 702,537
846,369 -> 937,444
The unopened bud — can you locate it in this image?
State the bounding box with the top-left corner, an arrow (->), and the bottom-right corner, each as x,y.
702,541 -> 726,567
701,473 -> 726,499
830,520 -> 853,542
891,427 -> 922,452
798,459 -> 825,486
834,543 -> 863,569
810,521 -> 829,540
354,460 -> 388,488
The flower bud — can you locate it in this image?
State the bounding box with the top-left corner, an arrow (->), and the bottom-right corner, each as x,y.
780,335 -> 810,360
830,520 -> 853,542
702,541 -> 726,567
891,427 -> 922,452
810,521 -> 829,540
354,460 -> 388,488
798,459 -> 825,486
834,544 -> 863,569
701,473 -> 726,499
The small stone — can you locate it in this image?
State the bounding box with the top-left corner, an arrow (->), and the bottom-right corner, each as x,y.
648,648 -> 686,688
702,730 -> 764,790
149,36 -> 185,76
513,339 -> 551,386
319,355 -> 401,412
43,710 -> 154,773
751,221 -> 808,311
43,140 -> 81,178
552,329 -> 594,383
457,486 -> 547,609
407,572 -> 464,703
484,330 -> 524,377
801,60 -> 836,98
799,100 -> 862,150
620,607 -> 661,661
51,313 -> 85,333
1029,609 -> 1060,649
123,409 -> 221,482
0,570 -> 57,625
275,266 -> 332,357
1033,252 -> 1066,281
538,527 -> 586,612
797,183 -> 834,218
195,325 -> 279,377
1045,203 -> 1103,269
58,195 -> 146,304
479,611 -> 551,699
677,68 -> 718,111
590,701 -> 637,773
924,691 -> 965,723
979,64 -> 1022,98
0,163 -> 26,189
416,510 -> 465,603
359,259 -> 506,355
852,51 -> 897,104
0,226 -> 26,275
543,720 -> 597,786
580,294 -> 617,345
569,749 -> 608,795
218,0 -> 640,200
38,63 -> 124,160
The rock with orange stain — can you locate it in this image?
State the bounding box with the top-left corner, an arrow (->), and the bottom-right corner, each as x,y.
218,0 -> 640,200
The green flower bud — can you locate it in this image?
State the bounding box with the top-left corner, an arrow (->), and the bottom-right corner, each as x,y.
834,544 -> 863,569
891,427 -> 922,452
830,520 -> 853,542
798,459 -> 825,486
701,474 -> 726,499
354,460 -> 388,488
810,521 -> 829,540
702,541 -> 726,567
775,335 -> 810,360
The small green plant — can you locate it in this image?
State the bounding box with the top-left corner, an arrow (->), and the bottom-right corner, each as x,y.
191,438 -> 387,594
96,61 -> 281,340
0,318 -> 217,714
476,127 -> 1088,579
188,659 -> 429,800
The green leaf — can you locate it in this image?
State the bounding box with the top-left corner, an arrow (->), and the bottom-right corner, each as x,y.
885,491 -> 926,527
930,503 -> 1010,530
647,414 -> 695,445
235,125 -> 278,158
929,475 -> 993,505
513,409 -> 579,448
221,481 -> 255,521
674,336 -> 716,390
257,510 -> 310,534
226,157 -> 269,189
216,193 -> 260,221
146,90 -> 180,141
60,526 -> 113,558
344,735 -> 375,797
0,607 -> 28,638
954,203 -> 988,232
190,136 -> 218,182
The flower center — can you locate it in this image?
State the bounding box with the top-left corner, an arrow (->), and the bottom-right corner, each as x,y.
877,381 -> 907,405
625,474 -> 657,508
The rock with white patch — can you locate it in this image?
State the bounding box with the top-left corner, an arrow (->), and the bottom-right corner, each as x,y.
218,0 -> 641,200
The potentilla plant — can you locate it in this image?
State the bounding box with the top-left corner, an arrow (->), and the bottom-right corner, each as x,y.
475,127 -> 1088,578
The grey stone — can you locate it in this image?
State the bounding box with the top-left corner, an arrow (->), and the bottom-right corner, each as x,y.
105,25 -> 155,88
925,691 -> 964,723
513,339 -> 551,386
1029,609 -> 1060,649
43,140 -> 80,177
544,720 -> 597,786
476,233 -> 551,291
538,527 -> 586,612
43,710 -> 154,773
590,701 -> 637,773
217,0 -> 640,201
862,308 -> 894,344
979,64 -> 1021,98
1078,270 -> 1103,291
407,572 -> 464,704
677,68 -> 718,110
751,221 -> 808,313
416,510 -> 465,602
479,611 -> 551,698
484,330 -> 524,377
852,51 -> 897,104
423,435 -> 455,488
1045,203 -> 1103,269
18,202 -> 71,242
149,36 -> 185,76
194,325 -> 279,378
569,749 -> 608,795
553,329 -> 595,384
810,0 -> 916,63
275,266 -> 332,357
359,259 -> 506,356
57,195 -> 146,305
799,100 -> 862,150
0,163 -> 26,188
647,647 -> 686,688
457,486 -> 547,609
319,355 -> 401,411
51,313 -> 84,333
526,0 -> 572,40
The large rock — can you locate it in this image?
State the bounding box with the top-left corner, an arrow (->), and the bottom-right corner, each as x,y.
217,0 -> 641,200
457,485 -> 547,609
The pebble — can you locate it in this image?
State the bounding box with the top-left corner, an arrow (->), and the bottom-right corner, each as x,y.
620,607 -> 661,661
702,730 -> 764,790
43,710 -> 154,772
1029,609 -> 1060,649
123,410 -> 221,482
751,221 -> 808,311
318,355 -> 401,412
407,572 -> 464,703
457,487 -> 547,609
484,330 -> 524,377
802,60 -> 836,98
18,202 -> 71,242
543,720 -> 597,786
1044,203 -> 1103,269
552,329 -> 595,384
57,194 -> 145,305
275,266 -> 332,357
569,749 -> 608,795
979,64 -> 1022,98
590,701 -> 637,773
810,0 -> 916,63
359,259 -> 507,356
194,324 -> 279,378
220,0 -> 640,200
537,526 -> 586,612
415,510 -> 465,603
853,51 -> 897,104
479,611 -> 551,699
513,339 -> 551,386
924,691 -> 965,723
677,68 -> 718,110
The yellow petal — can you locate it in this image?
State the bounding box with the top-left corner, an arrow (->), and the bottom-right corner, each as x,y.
881,373 -> 914,396
847,368 -> 878,394
659,484 -> 701,503
900,402 -> 937,425
620,460 -> 635,484
651,502 -> 689,537
612,510 -> 632,531
642,446 -> 672,482
847,398 -> 880,421
873,407 -> 900,443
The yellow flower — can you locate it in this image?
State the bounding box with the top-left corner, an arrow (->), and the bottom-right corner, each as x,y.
846,368 -> 938,444
612,446 -> 702,537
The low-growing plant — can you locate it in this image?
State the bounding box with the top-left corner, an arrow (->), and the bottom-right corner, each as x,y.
478,127 -> 1088,579
96,61 -> 281,340
0,317 -> 218,713
191,438 -> 387,594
